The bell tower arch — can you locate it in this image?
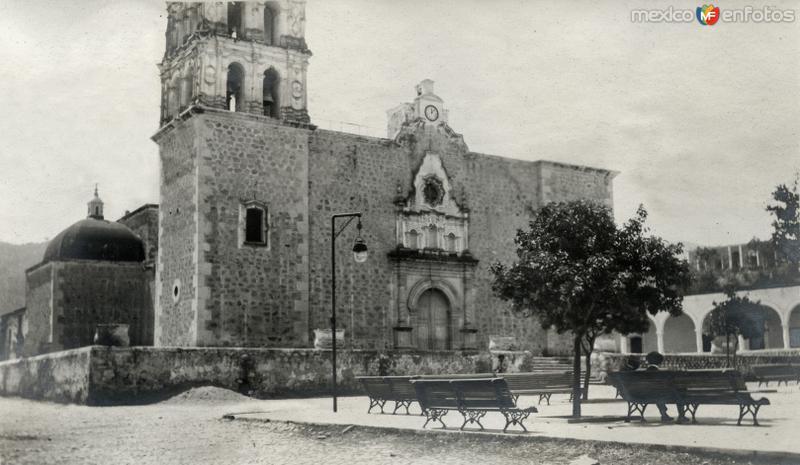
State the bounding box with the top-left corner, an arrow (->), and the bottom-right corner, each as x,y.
158,1 -> 311,126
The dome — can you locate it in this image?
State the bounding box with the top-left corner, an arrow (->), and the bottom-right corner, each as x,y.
43,218 -> 145,263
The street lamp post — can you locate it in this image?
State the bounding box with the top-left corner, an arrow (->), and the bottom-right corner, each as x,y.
330,212 -> 368,413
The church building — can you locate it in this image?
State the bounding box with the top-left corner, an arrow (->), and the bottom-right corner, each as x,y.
153,1 -> 617,354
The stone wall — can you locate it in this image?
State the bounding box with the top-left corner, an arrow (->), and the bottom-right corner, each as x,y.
23,264 -> 53,356
118,205 -> 160,265
0,346 -> 535,405
0,347 -> 92,404
538,161 -> 615,207
195,112 -> 311,347
155,118 -> 199,346
53,261 -> 153,349
307,130 -> 407,350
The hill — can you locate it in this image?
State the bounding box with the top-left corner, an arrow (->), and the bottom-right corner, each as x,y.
0,241 -> 47,315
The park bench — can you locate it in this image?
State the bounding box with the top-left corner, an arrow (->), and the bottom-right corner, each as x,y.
610,370 -> 770,426
500,371 -> 574,405
671,370 -> 771,426
609,370 -> 681,422
356,373 -> 495,415
411,378 -> 538,432
750,364 -> 800,387
356,376 -> 418,414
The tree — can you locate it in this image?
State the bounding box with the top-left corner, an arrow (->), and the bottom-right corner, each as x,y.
491,200 -> 691,417
766,176 -> 799,270
704,287 -> 763,368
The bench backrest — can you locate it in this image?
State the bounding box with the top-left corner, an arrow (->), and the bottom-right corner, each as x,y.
670,370 -> 737,389
751,364 -> 796,377
609,371 -> 680,403
500,371 -> 573,391
411,379 -> 461,410
385,376 -> 417,399
357,376 -> 394,399
452,378 -> 517,409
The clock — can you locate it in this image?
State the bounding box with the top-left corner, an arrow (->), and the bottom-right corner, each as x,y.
424,105 -> 439,122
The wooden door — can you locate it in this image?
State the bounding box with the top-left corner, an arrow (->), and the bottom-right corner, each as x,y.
417,289 -> 451,350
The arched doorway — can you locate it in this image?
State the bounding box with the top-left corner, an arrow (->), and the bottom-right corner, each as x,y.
790,305 -> 800,348
702,304 -> 784,351
262,67 -> 280,118
226,63 -> 245,112
743,305 -> 783,350
416,288 -> 451,350
663,314 -> 696,353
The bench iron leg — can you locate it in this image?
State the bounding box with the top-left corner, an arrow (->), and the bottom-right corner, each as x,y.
684,403 -> 699,424
421,408 -> 448,429
458,409 -> 487,431
737,404 -> 762,426
501,409 -> 532,433
626,402 -> 647,422
367,397 -> 386,414
393,400 -> 412,415
538,393 -> 551,405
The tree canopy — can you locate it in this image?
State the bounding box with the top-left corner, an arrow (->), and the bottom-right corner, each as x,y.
766,177 -> 799,267
491,200 -> 691,416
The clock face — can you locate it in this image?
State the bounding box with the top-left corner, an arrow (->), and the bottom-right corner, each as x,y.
424,105 -> 439,122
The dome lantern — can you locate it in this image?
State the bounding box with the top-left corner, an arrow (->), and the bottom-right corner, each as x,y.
87,184 -> 104,220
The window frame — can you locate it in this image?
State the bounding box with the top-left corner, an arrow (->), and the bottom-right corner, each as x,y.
239,201 -> 270,249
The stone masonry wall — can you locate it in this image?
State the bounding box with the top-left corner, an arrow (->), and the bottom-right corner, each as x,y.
53,261 -> 152,348
0,346 -> 534,404
194,111 -> 310,347
22,264 -> 53,356
0,347 -> 92,404
155,118 -> 199,346
538,161 -> 615,207
307,131 -> 407,349
118,205 -> 160,264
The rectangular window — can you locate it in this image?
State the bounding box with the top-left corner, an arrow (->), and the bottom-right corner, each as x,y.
245,207 -> 265,244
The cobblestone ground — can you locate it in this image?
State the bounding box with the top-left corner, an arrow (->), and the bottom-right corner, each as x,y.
0,394 -> 791,465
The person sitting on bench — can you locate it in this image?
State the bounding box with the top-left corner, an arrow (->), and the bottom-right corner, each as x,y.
644,351 -> 673,422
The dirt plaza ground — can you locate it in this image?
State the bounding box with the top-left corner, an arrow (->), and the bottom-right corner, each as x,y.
1,384 -> 799,465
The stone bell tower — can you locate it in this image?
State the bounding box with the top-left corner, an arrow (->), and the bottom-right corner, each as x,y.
158,1 -> 311,126
153,1 -> 314,349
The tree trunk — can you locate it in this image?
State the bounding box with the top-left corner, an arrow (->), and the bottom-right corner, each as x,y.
571,335 -> 582,418
582,349 -> 592,401
732,336 -> 739,370
725,333 -> 731,368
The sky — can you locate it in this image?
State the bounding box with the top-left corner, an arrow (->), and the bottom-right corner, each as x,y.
0,0 -> 798,247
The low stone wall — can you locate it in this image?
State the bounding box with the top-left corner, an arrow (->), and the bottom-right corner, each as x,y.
0,347 -> 92,403
0,346 -> 535,405
593,349 -> 800,379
